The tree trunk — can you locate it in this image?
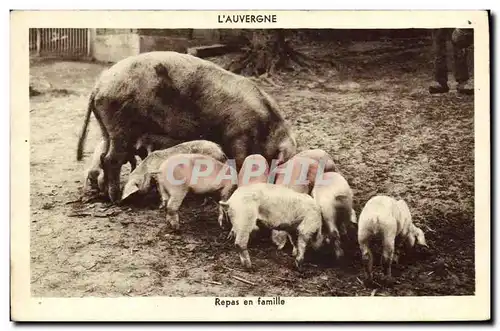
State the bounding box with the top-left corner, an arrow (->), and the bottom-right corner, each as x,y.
226,30 -> 316,77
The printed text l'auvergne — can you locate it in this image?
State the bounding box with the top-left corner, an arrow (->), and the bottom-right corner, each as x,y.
218,14 -> 278,24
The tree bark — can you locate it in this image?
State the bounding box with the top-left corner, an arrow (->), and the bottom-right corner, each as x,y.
226,30 -> 317,77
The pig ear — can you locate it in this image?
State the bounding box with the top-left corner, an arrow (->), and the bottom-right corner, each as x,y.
121,183 -> 139,201
415,227 -> 429,247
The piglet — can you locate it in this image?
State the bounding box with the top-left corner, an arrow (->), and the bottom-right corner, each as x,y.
121,140 -> 226,201
269,154 -> 324,253
311,171 -> 357,259
294,148 -> 337,173
156,153 -> 237,230
219,183 -> 324,271
357,195 -> 428,286
270,155 -> 322,194
217,154 -> 270,230
237,154 -> 271,187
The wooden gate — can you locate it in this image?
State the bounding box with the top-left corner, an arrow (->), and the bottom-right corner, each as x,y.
29,28 -> 93,59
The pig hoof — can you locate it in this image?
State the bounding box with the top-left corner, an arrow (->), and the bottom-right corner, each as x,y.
294,260 -> 303,272
242,262 -> 253,270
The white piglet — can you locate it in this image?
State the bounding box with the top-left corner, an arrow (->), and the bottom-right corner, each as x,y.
156,153 -> 237,230
121,140 -> 227,201
269,155 -> 323,253
294,148 -> 337,173
219,183 -> 324,271
357,195 -> 428,285
311,172 -> 357,259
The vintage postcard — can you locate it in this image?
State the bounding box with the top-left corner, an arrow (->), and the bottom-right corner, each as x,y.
11,10 -> 490,322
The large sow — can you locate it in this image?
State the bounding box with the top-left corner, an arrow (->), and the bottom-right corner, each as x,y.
76,51 -> 297,202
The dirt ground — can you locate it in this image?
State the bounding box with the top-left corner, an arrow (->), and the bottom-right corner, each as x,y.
29,39 -> 475,297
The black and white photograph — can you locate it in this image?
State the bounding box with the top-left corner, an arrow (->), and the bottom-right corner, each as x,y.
10,10 -> 490,322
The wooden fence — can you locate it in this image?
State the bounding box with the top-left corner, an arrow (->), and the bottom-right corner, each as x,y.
29,28 -> 93,59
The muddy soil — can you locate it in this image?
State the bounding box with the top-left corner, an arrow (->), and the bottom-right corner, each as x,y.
29,40 -> 475,297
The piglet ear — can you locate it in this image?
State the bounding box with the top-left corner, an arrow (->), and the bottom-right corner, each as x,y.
418,236 -> 429,248
414,227 -> 428,247
121,184 -> 139,201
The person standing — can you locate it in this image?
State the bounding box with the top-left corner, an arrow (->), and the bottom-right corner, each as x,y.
429,28 -> 474,95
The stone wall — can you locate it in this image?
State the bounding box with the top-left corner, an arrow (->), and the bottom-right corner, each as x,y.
96,29 -> 137,35
139,35 -> 191,54
93,31 -> 140,63
92,29 -> 246,63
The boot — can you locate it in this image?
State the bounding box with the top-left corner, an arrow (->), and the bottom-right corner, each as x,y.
456,80 -> 474,95
429,81 -> 450,94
